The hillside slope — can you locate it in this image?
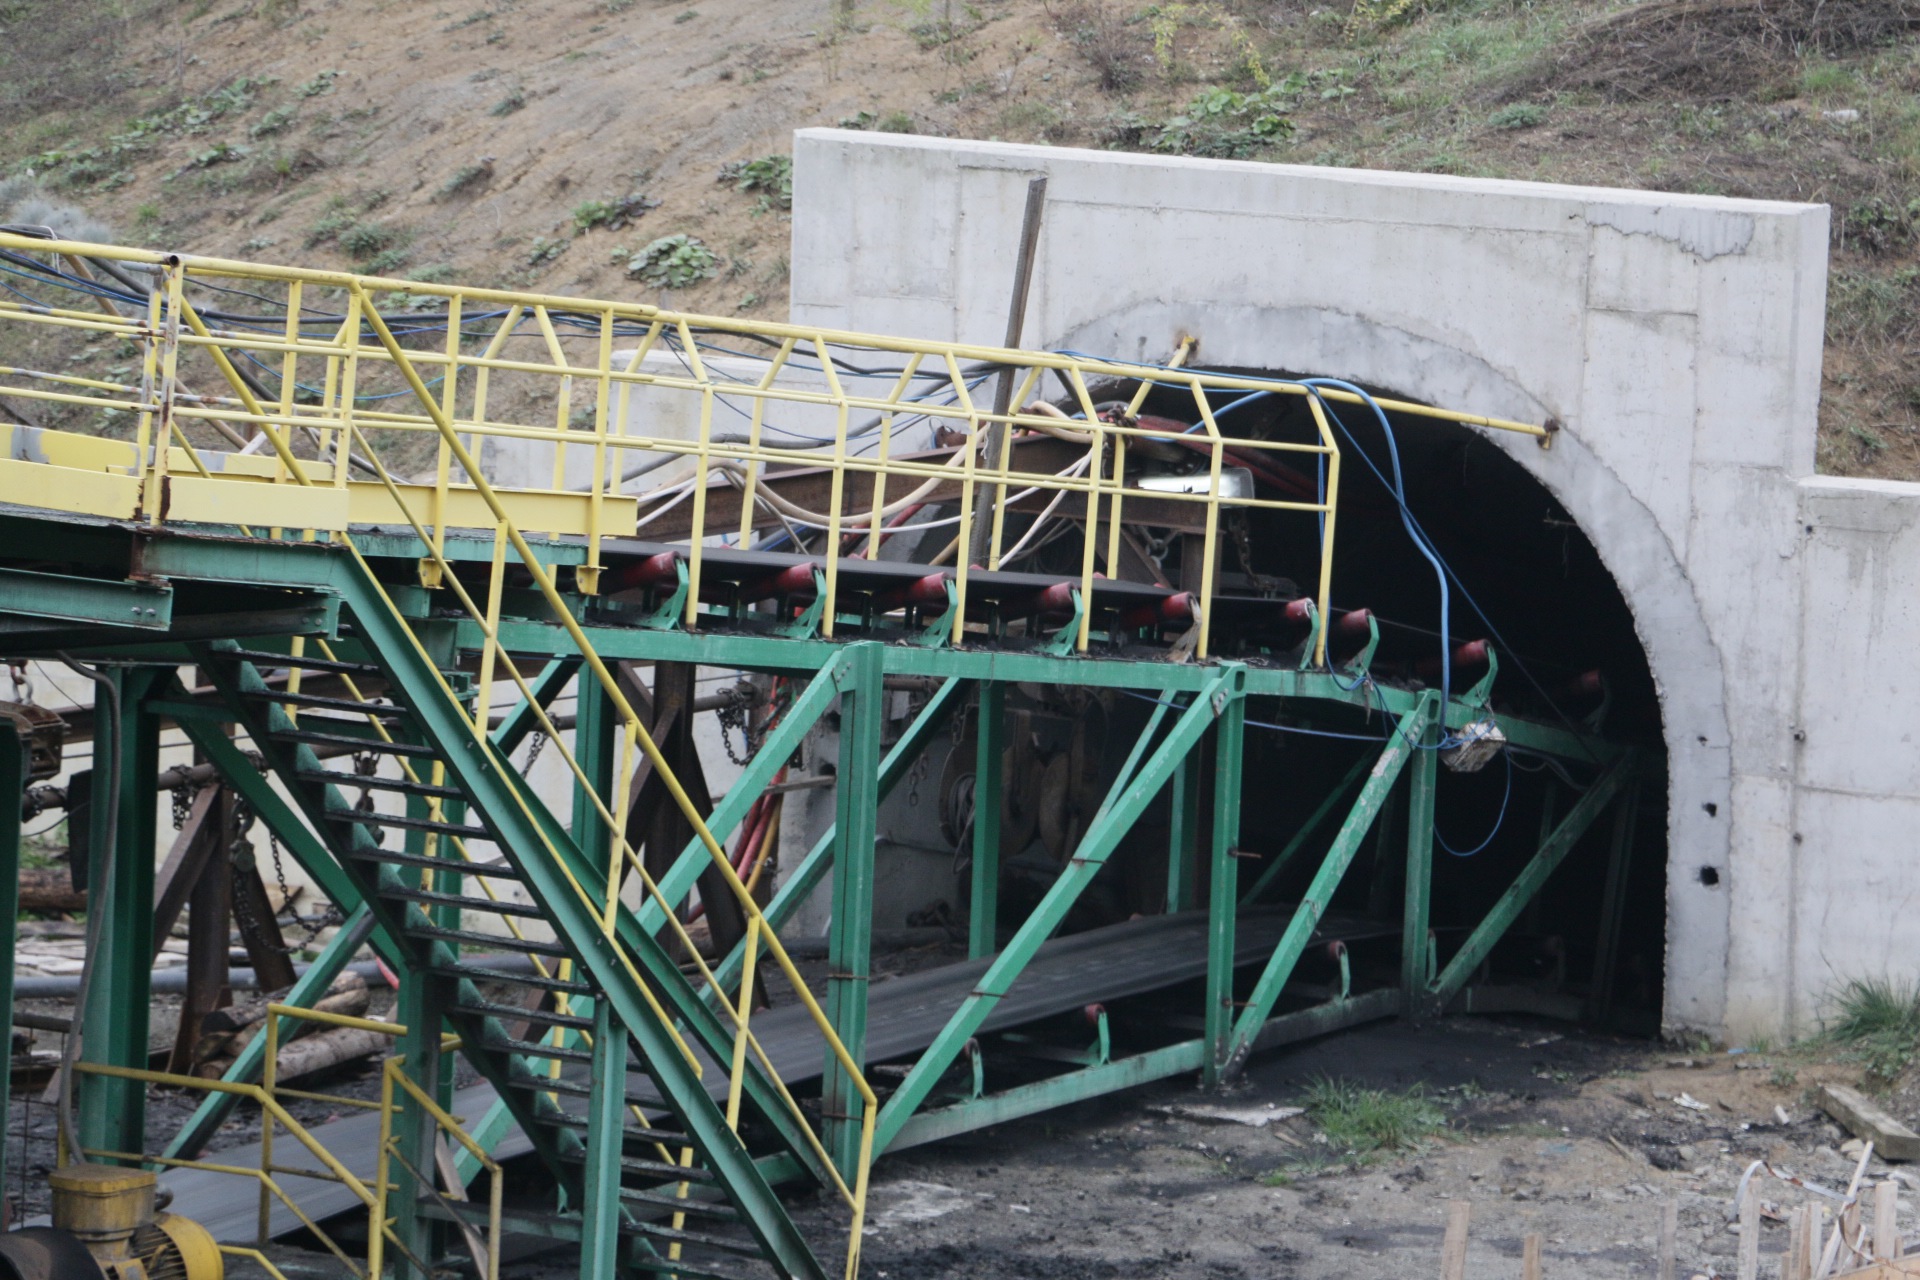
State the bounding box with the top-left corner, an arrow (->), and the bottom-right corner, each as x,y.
3,0 -> 1917,477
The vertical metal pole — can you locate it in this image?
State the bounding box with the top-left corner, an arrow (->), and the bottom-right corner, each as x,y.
1166,756 -> 1201,914
967,177 -> 1049,569
578,1001 -> 626,1280
0,721 -> 22,1188
969,682 -> 1004,959
825,643 -> 884,1178
1402,724 -> 1439,1020
1202,692 -> 1245,1088
80,667 -> 160,1162
1590,777 -> 1641,1024
392,965 -> 447,1276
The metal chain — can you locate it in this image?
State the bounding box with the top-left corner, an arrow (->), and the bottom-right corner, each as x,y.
716,696 -> 752,766
228,794 -> 337,954
6,661 -> 29,704
1228,511 -> 1286,598
170,779 -> 203,830
523,731 -> 548,771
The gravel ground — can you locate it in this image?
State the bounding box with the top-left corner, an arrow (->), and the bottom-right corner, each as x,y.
11,1012 -> 1912,1279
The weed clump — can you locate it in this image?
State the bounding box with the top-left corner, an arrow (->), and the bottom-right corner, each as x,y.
573,194 -> 658,232
620,234 -> 719,288
1824,978 -> 1920,1083
717,155 -> 792,213
1302,1077 -> 1446,1159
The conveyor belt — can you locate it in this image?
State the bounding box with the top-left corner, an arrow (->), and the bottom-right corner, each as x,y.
163,906 -> 1390,1242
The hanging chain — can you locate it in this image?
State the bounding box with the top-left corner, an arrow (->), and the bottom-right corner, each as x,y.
6,661 -> 30,704
170,778 -> 203,830
523,730 -> 548,771
229,793 -> 338,954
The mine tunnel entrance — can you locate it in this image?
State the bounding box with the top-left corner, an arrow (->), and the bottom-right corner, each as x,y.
1015,366 -> 1672,1034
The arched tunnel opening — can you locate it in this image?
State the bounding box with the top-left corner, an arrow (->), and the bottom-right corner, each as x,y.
954,364 -> 1671,1035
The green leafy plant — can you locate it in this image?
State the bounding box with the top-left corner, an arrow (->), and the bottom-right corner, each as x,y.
526,235 -> 568,266
490,87 -> 526,116
717,154 -> 792,213
249,105 -> 298,138
436,159 -> 495,200
1152,84 -> 1294,156
295,69 -> 340,98
573,194 -> 658,232
1845,197 -> 1920,254
626,234 -> 719,288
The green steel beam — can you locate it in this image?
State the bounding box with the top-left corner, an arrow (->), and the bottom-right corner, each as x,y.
1165,754 -> 1200,913
639,650 -> 851,939
1401,719 -> 1439,1017
1428,759 -> 1633,1005
969,680 -> 1003,960
571,675 -> 616,879
1589,777 -> 1642,1024
1220,693 -> 1436,1079
711,675 -> 967,995
497,656 -> 581,757
825,641 -> 884,1179
175,716 -> 396,958
162,908 -> 377,1162
124,526 -> 1613,763
871,667 -> 1242,1155
79,666 -> 164,1162
896,1041 -> 1206,1150
0,564 -> 172,629
578,1002 -> 627,1280
1202,694 -> 1245,1087
323,570 -> 830,1280
1240,751 -> 1373,906
0,721 -> 21,1188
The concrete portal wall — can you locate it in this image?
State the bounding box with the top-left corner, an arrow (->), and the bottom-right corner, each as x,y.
787,129 -> 1920,1041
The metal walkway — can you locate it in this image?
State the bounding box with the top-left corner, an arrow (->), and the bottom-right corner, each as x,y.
166,906 -> 1390,1242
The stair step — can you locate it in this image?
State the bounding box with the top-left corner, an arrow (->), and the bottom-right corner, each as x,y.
615,1184 -> 738,1221
332,809 -> 491,840
559,1149 -> 718,1183
616,1217 -> 768,1259
511,1073 -> 656,1107
496,1036 -> 595,1065
385,885 -> 546,919
406,923 -> 569,957
269,727 -> 438,757
410,1200 -> 749,1276
246,688 -> 411,718
453,999 -> 594,1031
227,647 -> 384,676
298,769 -> 463,799
545,1112 -> 692,1149
346,846 -> 521,879
429,962 -> 590,994
621,1252 -> 760,1280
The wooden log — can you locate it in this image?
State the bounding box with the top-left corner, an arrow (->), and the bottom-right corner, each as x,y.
1521,1233 -> 1542,1280
1739,1185 -> 1761,1280
1789,1204 -> 1812,1280
17,866 -> 85,913
1439,1200 -> 1469,1280
202,1025 -> 391,1084
1876,1182 -> 1901,1261
194,973 -> 368,1065
1660,1201 -> 1678,1280
1823,1086 -> 1920,1162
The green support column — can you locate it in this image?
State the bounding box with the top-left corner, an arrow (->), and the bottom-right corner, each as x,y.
391,961 -> 448,1279
1166,756 -> 1200,913
1588,777 -> 1641,1024
872,668 -> 1240,1155
1202,695 -> 1245,1087
573,672 -> 617,874
969,681 -> 1004,958
79,666 -> 162,1163
1219,694 -> 1436,1079
1401,719 -> 1439,1019
0,721 -> 23,1187
578,1001 -> 627,1280
824,642 -> 884,1178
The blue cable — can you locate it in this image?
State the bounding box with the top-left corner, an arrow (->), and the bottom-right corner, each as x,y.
1433,745 -> 1512,857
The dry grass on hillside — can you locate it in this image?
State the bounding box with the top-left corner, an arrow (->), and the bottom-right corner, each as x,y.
1,0 -> 1918,478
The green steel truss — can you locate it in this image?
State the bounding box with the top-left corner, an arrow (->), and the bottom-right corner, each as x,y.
0,514 -> 1643,1278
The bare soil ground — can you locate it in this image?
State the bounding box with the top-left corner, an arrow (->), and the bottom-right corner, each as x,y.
3,0 -> 1919,478
35,1011 -> 1901,1280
